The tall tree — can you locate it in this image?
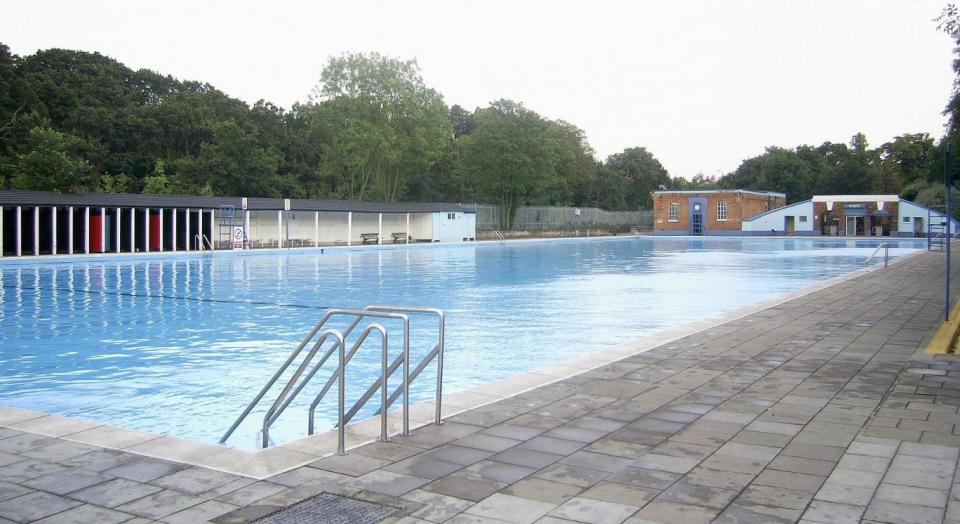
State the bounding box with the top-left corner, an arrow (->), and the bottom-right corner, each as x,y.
603,147 -> 670,209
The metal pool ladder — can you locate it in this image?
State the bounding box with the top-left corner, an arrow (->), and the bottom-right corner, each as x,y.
219,305 -> 445,454
864,242 -> 889,267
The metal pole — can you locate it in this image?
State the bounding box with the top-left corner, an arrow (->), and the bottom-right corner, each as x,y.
130,208 -> 135,253
435,312 -> 445,425
402,317 -> 410,436
948,144 -> 953,322
337,331 -> 347,455
144,209 -> 149,253
381,328 -> 389,442
277,210 -> 282,249
378,213 -> 383,245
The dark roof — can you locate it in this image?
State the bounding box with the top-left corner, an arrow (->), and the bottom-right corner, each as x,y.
0,190 -> 476,214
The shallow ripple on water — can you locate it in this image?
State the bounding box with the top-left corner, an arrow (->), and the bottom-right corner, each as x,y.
0,236 -> 925,447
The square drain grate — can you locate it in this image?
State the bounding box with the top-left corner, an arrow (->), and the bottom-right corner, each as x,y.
255,492 -> 398,524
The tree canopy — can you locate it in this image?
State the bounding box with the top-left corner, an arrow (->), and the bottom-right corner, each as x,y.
1,30 -> 959,226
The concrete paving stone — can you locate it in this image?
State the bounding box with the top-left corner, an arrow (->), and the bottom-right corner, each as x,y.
462,460 -> 537,484
0,491 -> 81,522
556,451 -> 632,474
568,416 -> 629,433
308,452 -> 390,476
698,453 -> 768,475
782,442 -> 847,462
386,456 -> 467,480
700,411 -> 756,425
715,442 -> 781,462
150,466 -> 245,495
626,500 -> 718,524
605,467 -> 682,490
863,500 -> 945,524
455,434 -> 522,453
21,469 -> 111,495
801,500 -> 865,524
753,469 -> 825,492
715,502 -> 802,524
492,448 -> 563,469
534,464 -> 609,488
102,457 -> 185,483
875,483 -> 948,508
0,453 -> 22,470
30,504 -> 133,524
627,419 -> 687,435
403,489 -> 473,522
543,426 -> 610,444
548,496 -> 639,524
114,489 -> 206,520
584,439 -> 650,460
768,455 -> 837,476
268,465 -> 350,488
609,428 -> 669,446
465,493 -> 557,524
160,499 -> 238,524
351,470 -> 431,497
682,467 -> 754,490
580,481 -> 657,506
814,480 -> 876,506
863,426 -> 923,441
0,433 -> 59,454
445,514 -> 512,523
826,468 -> 883,489
68,478 -> 162,507
423,474 -> 505,502
651,441 -> 715,460
899,441 -> 960,460
213,481 -> 286,507
353,440 -> 425,462
657,481 -> 737,509
738,484 -> 813,510
631,453 -> 699,475
481,424 -> 547,442
890,454 -> 956,475
835,453 -> 890,473
647,410 -> 701,424
518,437 -> 586,456
59,450 -> 137,473
500,478 -> 583,505
19,441 -> 100,462
425,445 -> 496,466
731,430 -> 793,448
746,421 -> 803,436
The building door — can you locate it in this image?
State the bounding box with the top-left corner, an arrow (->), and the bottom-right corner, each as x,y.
914,217 -> 924,237
845,216 -> 857,236
689,200 -> 706,236
784,216 -> 795,235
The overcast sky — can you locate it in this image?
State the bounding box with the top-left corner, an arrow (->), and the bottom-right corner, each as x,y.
1,0 -> 955,179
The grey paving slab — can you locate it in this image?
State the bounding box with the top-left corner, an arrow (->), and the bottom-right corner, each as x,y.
68,478 -> 162,507
0,491 -> 81,523
31,504 -> 134,524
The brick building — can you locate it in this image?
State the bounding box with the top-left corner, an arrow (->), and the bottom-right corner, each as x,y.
653,190 -> 786,235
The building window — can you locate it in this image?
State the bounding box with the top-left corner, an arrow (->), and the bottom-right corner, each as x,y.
903,216 -> 910,223
716,201 -> 727,221
668,203 -> 679,222
799,216 -> 808,223
447,213 -> 456,220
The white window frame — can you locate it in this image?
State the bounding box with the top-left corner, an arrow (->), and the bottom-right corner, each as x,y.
668,202 -> 679,222
716,201 -> 728,221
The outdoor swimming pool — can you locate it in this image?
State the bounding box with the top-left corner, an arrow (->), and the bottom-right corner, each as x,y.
0,237 -> 925,448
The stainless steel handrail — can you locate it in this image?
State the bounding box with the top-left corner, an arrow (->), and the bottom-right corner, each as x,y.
219,309 -> 369,444
494,230 -> 505,243
865,242 -> 889,267
194,233 -> 213,252
365,305 -> 445,428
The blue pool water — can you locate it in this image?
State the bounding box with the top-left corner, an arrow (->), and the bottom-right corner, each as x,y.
0,237 -> 924,448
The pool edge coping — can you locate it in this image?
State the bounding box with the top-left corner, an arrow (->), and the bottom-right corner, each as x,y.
0,248 -> 925,479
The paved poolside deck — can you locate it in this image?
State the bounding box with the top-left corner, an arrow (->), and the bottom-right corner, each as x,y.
0,248 -> 959,523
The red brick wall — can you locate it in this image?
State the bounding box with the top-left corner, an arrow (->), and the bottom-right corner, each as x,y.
654,192 -> 785,233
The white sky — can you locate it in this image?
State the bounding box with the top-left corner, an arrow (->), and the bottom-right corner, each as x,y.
1,0 -> 956,179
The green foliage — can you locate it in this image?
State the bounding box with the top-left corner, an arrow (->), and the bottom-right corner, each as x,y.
604,147 -> 670,209
8,127 -> 91,192
142,159 -> 170,194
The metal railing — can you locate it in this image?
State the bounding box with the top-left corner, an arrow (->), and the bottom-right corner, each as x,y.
864,242 -> 889,267
220,305 -> 445,454
494,230 -> 505,243
195,234 -> 213,252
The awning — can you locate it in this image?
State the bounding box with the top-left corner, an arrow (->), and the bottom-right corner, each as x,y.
872,209 -> 892,217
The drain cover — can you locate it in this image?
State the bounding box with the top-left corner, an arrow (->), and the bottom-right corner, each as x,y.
255,493 -> 397,524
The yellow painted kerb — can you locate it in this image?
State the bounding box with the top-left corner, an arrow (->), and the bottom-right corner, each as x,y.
926,302 -> 960,354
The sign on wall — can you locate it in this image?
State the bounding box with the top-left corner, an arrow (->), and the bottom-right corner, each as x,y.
232,226 -> 244,250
